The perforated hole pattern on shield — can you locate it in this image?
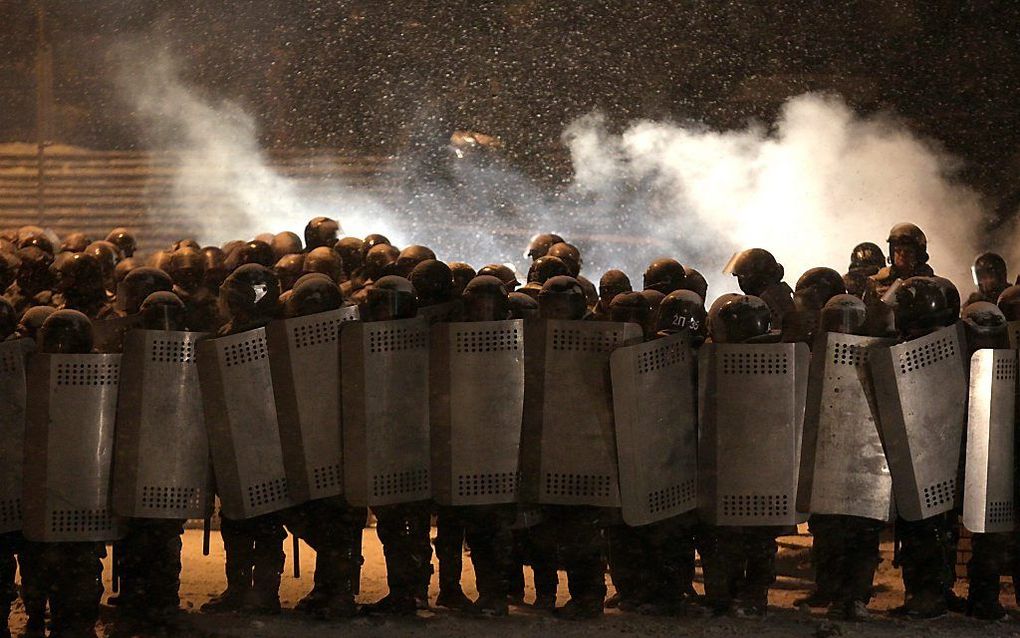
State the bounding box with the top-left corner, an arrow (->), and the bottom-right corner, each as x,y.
648,479 -> 696,514
922,478 -> 956,511
544,473 -> 612,498
292,314 -> 355,350
0,498 -> 21,527
149,338 -> 195,364
832,342 -> 871,367
721,352 -> 789,376
995,357 -> 1017,381
988,501 -> 1015,524
224,334 -> 268,368
551,327 -> 624,353
55,361 -> 119,386
721,494 -> 790,518
373,469 -> 430,497
313,464 -> 342,491
638,341 -> 686,374
141,485 -> 202,511
455,328 -> 521,353
458,472 -> 518,497
247,477 -> 289,509
368,327 -> 428,354
898,336 -> 956,374
0,350 -> 19,377
49,508 -> 114,534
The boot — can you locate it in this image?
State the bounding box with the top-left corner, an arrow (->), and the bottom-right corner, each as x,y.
554,597 -> 603,620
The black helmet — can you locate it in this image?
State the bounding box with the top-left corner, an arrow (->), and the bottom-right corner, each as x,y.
885,277 -> 953,338
723,248 -> 783,297
609,291 -> 653,336
525,233 -> 564,260
462,275 -> 511,322
202,246 -> 229,290
795,267 -> 847,310
0,296 -> 16,340
274,253 -> 306,292
168,247 -> 206,291
116,267 -> 174,315
51,252 -> 105,296
850,242 -> 885,271
0,251 -> 18,292
643,258 -> 686,294
478,263 -> 521,290
887,223 -> 929,265
819,294 -> 867,335
972,252 -> 1007,292
38,309 -> 93,354
60,232 -> 93,254
509,291 -> 540,320
85,240 -> 119,290
362,234 -> 391,257
448,262 -> 477,296
286,275 -> 343,318
364,243 -> 400,280
961,301 -> 1008,351
656,289 -> 707,338
15,246 -> 53,293
409,259 -> 454,305
227,240 -> 275,270
114,257 -> 140,284
303,247 -> 344,283
139,291 -> 187,331
173,238 -> 202,252
334,237 -> 365,274
304,217 -> 341,250
681,266 -> 708,301
527,256 -> 570,285
219,263 -> 281,321
639,288 -> 666,311
19,233 -> 54,255
16,305 -> 56,340
547,242 -> 582,277
538,275 -> 586,320
396,245 -> 437,277
365,275 -> 417,321
271,231 -> 303,260
105,228 -> 137,258
707,294 -> 771,344
599,269 -> 632,307
930,276 -> 961,322
997,285 -> 1020,321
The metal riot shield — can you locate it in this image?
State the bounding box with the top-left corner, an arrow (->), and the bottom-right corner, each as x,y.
430,320 -> 524,506
197,327 -> 295,519
869,323 -> 968,521
92,313 -> 143,353
610,331 -> 698,526
22,353 -> 126,542
797,333 -> 896,522
113,330 -> 213,519
417,300 -> 464,326
962,349 -> 1017,533
698,342 -> 810,526
519,320 -> 642,508
267,306 -> 359,503
340,317 -> 431,507
0,339 -> 33,533
1008,320 -> 1020,350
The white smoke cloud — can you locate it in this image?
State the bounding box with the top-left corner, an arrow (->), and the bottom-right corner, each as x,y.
114,43 -> 986,304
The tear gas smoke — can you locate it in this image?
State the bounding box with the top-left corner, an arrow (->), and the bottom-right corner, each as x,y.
116,44 -> 986,303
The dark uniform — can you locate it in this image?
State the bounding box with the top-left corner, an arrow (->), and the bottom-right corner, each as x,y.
722,249 -> 794,330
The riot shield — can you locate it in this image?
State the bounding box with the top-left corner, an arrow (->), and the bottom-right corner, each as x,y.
797,333 -> 896,522
1008,320 -> 1020,350
92,313 -> 143,353
962,349 -> 1017,533
519,320 -> 642,508
430,320 -> 524,506
22,353 -> 126,542
197,327 -> 295,519
113,330 -> 213,519
698,342 -> 810,526
340,317 -> 431,507
267,305 -> 359,503
0,338 -> 33,533
417,300 -> 464,326
610,331 -> 698,526
868,323 -> 968,521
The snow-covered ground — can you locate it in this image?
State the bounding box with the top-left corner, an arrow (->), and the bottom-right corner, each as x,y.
8,528 -> 1019,637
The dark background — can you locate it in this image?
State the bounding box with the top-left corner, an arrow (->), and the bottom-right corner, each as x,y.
1,1 -> 1018,211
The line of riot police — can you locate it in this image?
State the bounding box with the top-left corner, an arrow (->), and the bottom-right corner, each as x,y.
0,219 -> 1019,638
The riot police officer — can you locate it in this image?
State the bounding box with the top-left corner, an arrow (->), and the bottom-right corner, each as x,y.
302,247 -> 345,284
869,223 -> 935,297
395,245 -> 437,278
202,265 -> 288,615
723,248 -> 794,330
842,242 -> 885,298
643,259 -> 686,295
655,290 -> 707,346
525,233 -> 565,261
5,246 -> 54,314
105,228 -> 137,259
966,253 -> 1009,307
448,262 -> 477,297
50,252 -> 112,319
592,269 -> 632,321
518,256 -> 571,300
270,231 -> 303,261
304,217 -> 341,251
782,267 -> 846,344
168,247 -> 221,332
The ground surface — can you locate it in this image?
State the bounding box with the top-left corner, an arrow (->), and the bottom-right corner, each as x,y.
9,528 -> 1020,637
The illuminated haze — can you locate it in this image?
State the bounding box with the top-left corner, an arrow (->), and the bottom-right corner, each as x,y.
117,45 -> 985,302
